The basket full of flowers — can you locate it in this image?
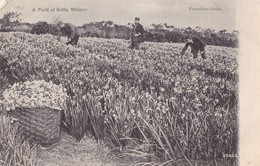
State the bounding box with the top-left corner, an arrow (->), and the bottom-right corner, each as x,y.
2,80 -> 67,146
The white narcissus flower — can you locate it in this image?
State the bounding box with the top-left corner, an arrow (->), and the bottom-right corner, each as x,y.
2,80 -> 68,111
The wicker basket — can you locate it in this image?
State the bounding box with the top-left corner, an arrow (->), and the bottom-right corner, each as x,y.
8,107 -> 61,146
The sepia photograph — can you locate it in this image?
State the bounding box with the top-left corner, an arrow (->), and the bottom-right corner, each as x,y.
0,0 -> 239,165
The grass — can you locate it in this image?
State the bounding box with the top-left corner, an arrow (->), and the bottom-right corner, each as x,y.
0,114 -> 38,166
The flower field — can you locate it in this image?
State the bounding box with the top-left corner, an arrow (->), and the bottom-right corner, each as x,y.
0,32 -> 238,165
0,115 -> 38,166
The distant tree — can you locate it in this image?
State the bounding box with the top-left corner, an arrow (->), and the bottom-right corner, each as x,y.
219,30 -> 227,35
0,12 -> 22,25
185,27 -> 193,33
164,23 -> 174,30
105,20 -> 114,27
52,15 -> 62,25
30,21 -> 59,35
195,26 -> 201,32
186,27 -> 192,30
232,30 -> 239,35
102,21 -> 115,38
127,23 -> 134,28
151,23 -> 164,30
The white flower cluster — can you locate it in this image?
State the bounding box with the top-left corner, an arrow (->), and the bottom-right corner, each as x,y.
2,80 -> 68,111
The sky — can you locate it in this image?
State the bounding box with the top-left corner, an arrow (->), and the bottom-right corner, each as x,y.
0,0 -> 237,31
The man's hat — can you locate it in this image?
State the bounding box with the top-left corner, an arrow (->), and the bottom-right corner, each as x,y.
57,21 -> 64,26
135,17 -> 140,21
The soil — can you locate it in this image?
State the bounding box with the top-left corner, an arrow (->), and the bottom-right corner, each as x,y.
37,132 -> 140,166
0,82 -> 141,166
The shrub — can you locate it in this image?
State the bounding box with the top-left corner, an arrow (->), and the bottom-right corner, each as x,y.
30,21 -> 59,35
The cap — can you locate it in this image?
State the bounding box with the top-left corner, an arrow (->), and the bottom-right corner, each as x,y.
135,17 -> 140,21
57,21 -> 64,26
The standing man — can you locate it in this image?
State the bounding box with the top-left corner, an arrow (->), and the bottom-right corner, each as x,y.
129,17 -> 145,49
57,21 -> 80,46
180,35 -> 206,59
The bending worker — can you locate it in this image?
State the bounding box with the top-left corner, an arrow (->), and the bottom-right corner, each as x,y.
57,21 -> 80,46
180,35 -> 206,59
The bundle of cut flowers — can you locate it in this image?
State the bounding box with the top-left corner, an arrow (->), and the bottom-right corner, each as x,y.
2,80 -> 68,111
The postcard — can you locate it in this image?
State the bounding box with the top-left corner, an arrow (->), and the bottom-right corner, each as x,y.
0,0 -> 257,165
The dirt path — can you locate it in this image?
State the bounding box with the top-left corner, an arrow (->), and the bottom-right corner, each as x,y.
36,132 -> 138,166
0,83 -> 141,166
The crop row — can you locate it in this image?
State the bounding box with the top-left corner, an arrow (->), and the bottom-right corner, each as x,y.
0,32 -> 238,164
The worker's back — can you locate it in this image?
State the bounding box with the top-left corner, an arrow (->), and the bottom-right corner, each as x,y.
190,35 -> 206,50
61,23 -> 80,37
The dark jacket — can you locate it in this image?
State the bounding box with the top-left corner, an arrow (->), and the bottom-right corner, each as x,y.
131,23 -> 145,43
61,23 -> 80,39
182,35 -> 206,52
133,23 -> 144,35
190,35 -> 206,49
